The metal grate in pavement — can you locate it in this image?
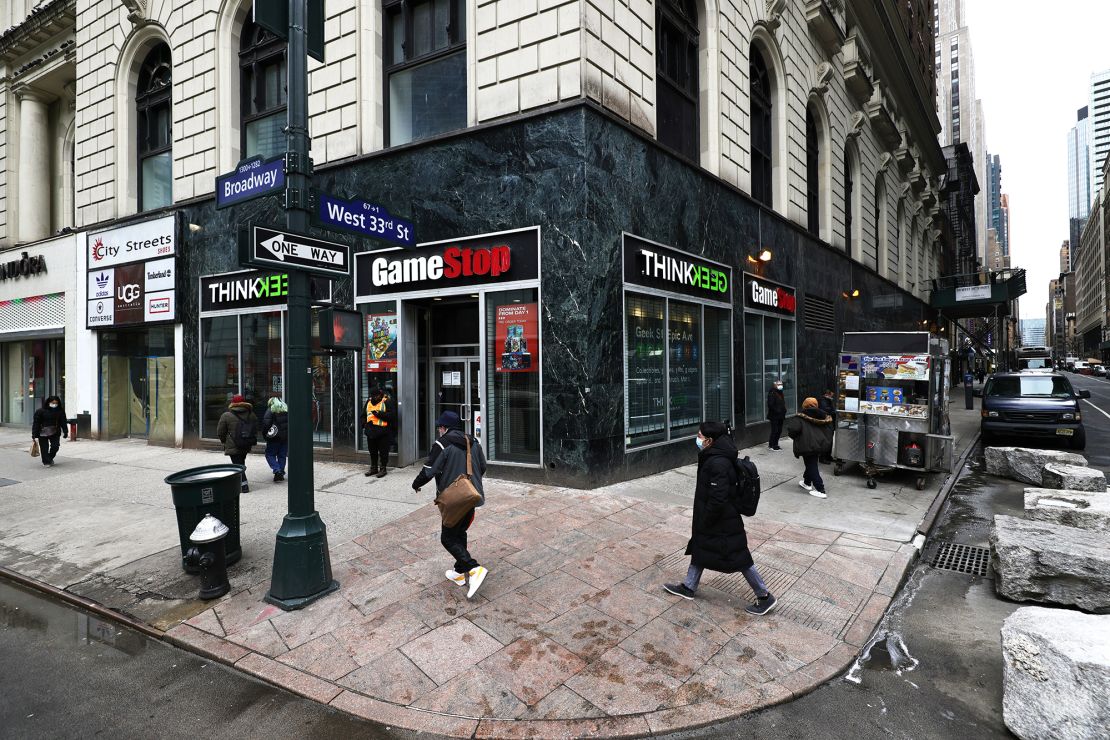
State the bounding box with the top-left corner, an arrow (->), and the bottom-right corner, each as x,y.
706,566 -> 798,599
0,478 -> 19,487
655,550 -> 689,571
930,543 -> 990,576
772,590 -> 854,637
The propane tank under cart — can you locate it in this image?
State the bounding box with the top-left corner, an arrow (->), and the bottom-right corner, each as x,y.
832,331 -> 954,490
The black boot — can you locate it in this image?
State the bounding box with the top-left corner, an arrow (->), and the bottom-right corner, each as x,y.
376,466 -> 387,478
364,466 -> 378,477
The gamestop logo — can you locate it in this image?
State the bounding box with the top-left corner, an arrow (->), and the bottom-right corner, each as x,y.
748,279 -> 796,314
371,245 -> 511,287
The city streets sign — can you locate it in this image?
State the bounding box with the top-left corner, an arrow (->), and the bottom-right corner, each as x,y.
86,216 -> 178,329
622,233 -> 732,304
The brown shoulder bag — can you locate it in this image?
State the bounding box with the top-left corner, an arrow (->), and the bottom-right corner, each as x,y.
434,435 -> 482,527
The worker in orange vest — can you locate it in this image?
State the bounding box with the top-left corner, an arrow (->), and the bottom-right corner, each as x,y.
363,385 -> 396,478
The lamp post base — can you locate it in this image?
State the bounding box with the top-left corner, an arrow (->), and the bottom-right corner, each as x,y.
264,512 -> 339,610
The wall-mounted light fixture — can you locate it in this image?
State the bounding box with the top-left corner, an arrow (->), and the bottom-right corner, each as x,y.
746,248 -> 773,265
841,288 -> 861,299
188,223 -> 203,233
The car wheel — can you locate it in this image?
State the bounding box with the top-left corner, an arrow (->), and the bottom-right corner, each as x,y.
1070,428 -> 1087,451
980,430 -> 995,448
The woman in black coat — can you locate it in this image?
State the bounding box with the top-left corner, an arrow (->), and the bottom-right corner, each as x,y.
663,421 -> 777,616
32,395 -> 68,467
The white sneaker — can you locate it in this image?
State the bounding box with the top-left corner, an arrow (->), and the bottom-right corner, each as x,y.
808,489 -> 828,499
798,480 -> 814,492
445,569 -> 466,586
466,566 -> 488,599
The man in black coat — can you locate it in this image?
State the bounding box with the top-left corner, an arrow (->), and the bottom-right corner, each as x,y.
766,380 -> 787,450
662,421 -> 777,616
32,395 -> 68,467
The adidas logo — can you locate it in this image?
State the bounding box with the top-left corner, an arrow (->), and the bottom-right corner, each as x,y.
95,272 -> 110,289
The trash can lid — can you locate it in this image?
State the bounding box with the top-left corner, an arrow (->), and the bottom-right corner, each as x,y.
190,513 -> 230,544
165,464 -> 246,485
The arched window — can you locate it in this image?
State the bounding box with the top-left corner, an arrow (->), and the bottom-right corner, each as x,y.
805,104 -> 820,235
874,175 -> 887,272
894,200 -> 904,282
749,45 -> 773,207
843,147 -> 855,255
384,0 -> 467,147
656,0 -> 699,162
137,43 -> 172,211
239,21 -> 287,160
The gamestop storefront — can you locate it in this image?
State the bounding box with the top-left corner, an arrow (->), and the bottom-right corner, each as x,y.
353,227 -> 541,469
742,273 -> 798,425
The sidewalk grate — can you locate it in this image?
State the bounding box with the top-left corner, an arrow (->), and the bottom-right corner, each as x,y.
0,478 -> 19,487
930,543 -> 990,576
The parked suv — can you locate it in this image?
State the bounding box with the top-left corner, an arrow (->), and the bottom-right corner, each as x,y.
977,373 -> 1090,450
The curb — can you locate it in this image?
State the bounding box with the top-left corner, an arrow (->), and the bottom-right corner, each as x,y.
915,430 -> 981,540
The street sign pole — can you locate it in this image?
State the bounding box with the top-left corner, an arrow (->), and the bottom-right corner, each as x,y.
265,0 -> 338,610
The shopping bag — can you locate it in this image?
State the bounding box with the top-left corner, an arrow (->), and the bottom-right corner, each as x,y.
30,439 -> 39,458
434,435 -> 482,527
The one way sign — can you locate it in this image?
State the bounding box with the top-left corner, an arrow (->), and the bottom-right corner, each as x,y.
241,225 -> 351,278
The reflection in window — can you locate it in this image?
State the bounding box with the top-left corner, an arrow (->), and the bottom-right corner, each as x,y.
704,307 -> 732,425
744,313 -> 763,424
806,104 -> 820,236
241,311 -> 283,408
240,21 -> 287,159
359,301 -> 399,452
486,288 -> 541,463
744,312 -> 796,423
656,0 -> 699,161
385,0 -> 467,146
308,309 -> 333,447
750,45 -> 773,207
626,294 -> 666,445
137,43 -> 172,211
668,301 -> 701,436
201,315 -> 239,439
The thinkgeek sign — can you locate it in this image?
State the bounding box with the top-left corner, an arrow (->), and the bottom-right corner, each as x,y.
622,233 -> 732,303
743,273 -> 796,316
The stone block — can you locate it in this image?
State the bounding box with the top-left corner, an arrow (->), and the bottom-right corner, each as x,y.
990,515 -> 1110,613
1001,606 -> 1110,740
1025,488 -> 1110,533
983,447 -> 1087,486
1040,463 -> 1107,492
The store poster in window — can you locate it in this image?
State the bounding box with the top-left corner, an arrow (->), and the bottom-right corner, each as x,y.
495,303 -> 538,372
365,313 -> 398,372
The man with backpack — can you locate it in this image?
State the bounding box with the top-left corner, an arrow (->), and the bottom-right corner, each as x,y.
662,421 -> 776,616
217,394 -> 259,493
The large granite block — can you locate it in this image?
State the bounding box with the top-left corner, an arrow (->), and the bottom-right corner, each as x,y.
1025,489 -> 1110,533
983,447 -> 1087,486
1001,606 -> 1110,740
1040,463 -> 1107,492
990,514 -> 1110,613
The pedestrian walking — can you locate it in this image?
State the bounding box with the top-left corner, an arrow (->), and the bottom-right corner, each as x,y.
766,379 -> 787,450
818,389 -> 837,464
31,395 -> 68,467
362,385 -> 396,478
786,397 -> 834,499
261,397 -> 289,482
217,394 -> 259,493
663,421 -> 777,615
412,410 -> 489,599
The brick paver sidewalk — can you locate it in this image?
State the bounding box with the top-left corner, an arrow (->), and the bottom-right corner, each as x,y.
168,483 -> 912,738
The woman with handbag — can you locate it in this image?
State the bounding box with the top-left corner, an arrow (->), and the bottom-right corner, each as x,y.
31,395 -> 68,467
262,396 -> 289,482
411,410 -> 489,599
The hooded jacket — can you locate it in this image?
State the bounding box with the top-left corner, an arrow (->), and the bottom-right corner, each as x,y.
412,428 -> 486,505
685,434 -> 753,573
216,401 -> 258,455
766,388 -> 787,420
786,407 -> 834,458
262,399 -> 289,444
32,396 -> 67,438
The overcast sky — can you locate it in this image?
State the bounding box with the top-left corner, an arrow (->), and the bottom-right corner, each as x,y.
962,0 -> 1110,320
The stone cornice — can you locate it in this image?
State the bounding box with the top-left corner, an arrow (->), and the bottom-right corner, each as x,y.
0,0 -> 76,62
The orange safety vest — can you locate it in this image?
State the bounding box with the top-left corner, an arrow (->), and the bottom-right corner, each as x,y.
366,398 -> 389,426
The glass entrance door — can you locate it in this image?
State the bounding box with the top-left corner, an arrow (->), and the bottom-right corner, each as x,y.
432,358 -> 481,443
129,357 -> 150,438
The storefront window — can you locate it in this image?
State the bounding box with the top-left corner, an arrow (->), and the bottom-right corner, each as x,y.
744,313 -> 796,424
704,307 -> 732,426
668,300 -> 701,437
744,314 -> 764,425
486,288 -> 541,464
241,311 -> 283,408
358,301 -> 399,452
781,319 -> 797,415
626,294 -> 666,445
201,316 -> 239,439
99,328 -> 174,441
309,309 -> 333,447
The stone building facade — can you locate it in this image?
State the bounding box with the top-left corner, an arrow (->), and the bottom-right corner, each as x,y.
2,0 -> 948,484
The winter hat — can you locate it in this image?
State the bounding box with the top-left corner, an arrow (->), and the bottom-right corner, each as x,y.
231,394 -> 245,405
435,410 -> 462,429
269,397 -> 288,413
802,397 -> 819,410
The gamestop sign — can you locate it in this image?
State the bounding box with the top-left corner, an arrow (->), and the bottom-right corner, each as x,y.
744,273 -> 796,317
355,227 -> 539,297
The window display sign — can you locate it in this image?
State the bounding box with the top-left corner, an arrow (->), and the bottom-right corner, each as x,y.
861,355 -> 930,380
622,233 -> 732,304
354,227 -> 539,297
365,313 -> 398,372
743,273 -> 796,316
495,302 -> 538,372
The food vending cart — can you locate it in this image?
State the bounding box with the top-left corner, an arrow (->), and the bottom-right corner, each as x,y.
833,331 -> 954,490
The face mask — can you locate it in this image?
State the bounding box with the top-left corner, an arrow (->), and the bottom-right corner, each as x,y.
695,437 -> 705,450
49,403 -> 59,409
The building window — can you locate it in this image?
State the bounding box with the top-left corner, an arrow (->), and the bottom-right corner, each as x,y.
875,174 -> 887,271
240,21 -> 287,160
806,105 -> 820,236
750,45 -> 773,207
844,148 -> 855,254
485,288 -> 542,464
384,0 -> 467,147
656,0 -> 699,162
137,43 -> 172,211
744,313 -> 796,425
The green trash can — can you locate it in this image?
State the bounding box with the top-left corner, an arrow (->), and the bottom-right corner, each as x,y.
165,464 -> 244,574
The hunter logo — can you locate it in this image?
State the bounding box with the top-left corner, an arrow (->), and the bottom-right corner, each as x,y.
148,296 -> 171,314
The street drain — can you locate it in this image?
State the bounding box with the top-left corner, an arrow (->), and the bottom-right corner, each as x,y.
930,542 -> 990,576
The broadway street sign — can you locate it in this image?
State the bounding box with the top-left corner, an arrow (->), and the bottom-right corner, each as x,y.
216,156 -> 285,209
316,192 -> 415,248
241,225 -> 350,278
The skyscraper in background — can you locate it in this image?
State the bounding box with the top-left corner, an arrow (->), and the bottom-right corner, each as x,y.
1089,69 -> 1110,197
935,0 -> 989,266
1068,106 -> 1092,251
986,153 -> 1008,257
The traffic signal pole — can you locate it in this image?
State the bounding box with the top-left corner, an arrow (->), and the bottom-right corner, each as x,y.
265,0 -> 338,609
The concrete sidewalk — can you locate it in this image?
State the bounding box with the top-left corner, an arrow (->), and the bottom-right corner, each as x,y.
0,403 -> 979,737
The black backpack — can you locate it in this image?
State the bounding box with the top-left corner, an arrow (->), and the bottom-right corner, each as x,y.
236,412 -> 258,447
734,456 -> 761,516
